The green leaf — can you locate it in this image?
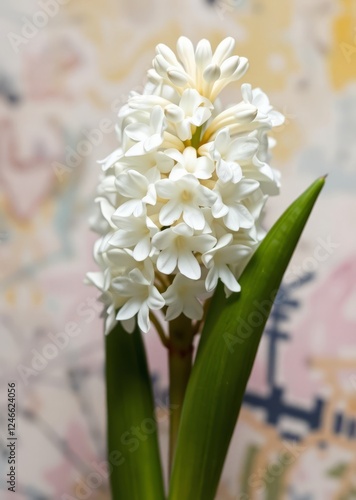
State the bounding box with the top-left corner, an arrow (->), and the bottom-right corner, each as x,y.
169,177 -> 325,500
106,323 -> 165,500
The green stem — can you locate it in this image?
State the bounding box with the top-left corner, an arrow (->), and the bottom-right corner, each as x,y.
190,125 -> 202,149
168,315 -> 194,473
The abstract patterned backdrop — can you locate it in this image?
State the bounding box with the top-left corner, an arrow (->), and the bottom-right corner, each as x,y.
1,0 -> 356,498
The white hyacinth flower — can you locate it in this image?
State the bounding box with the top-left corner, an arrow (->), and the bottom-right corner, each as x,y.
163,275 -> 207,321
152,223 -> 216,279
202,234 -> 252,293
113,263 -> 165,333
88,37 -> 284,334
156,174 -> 216,230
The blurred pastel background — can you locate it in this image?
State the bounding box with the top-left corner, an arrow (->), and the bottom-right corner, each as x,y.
1,0 -> 356,498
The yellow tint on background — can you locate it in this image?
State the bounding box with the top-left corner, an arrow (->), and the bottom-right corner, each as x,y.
233,0 -> 299,91
329,0 -> 356,88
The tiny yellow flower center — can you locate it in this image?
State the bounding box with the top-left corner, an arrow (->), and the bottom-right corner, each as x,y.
181,190 -> 193,202
175,236 -> 186,250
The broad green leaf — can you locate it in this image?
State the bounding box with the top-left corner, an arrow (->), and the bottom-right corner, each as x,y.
169,177 -> 325,500
106,323 -> 165,500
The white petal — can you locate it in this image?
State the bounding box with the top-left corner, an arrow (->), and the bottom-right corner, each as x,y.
155,179 -> 175,199
176,121 -> 192,141
183,206 -> 205,230
156,152 -> 175,173
167,68 -> 188,86
159,200 -> 182,226
192,234 -> 217,253
152,229 -> 171,249
212,199 -> 229,218
270,109 -> 285,127
133,237 -> 151,261
203,64 -> 221,83
165,302 -> 183,321
170,164 -> 190,180
191,106 -> 212,126
178,252 -> 201,280
230,138 -> 259,160
212,37 -> 235,65
235,103 -> 257,123
162,284 -> 176,303
253,88 -> 270,110
116,170 -> 147,197
205,268 -> 219,292
195,39 -> 212,69
137,303 -> 150,333
156,43 -> 180,65
115,199 -> 144,218
241,83 -> 252,103
157,250 -> 177,275
125,141 -> 146,156
110,230 -> 138,248
172,223 -> 193,237
237,179 -> 260,198
219,266 -> 241,293
177,36 -> 196,75
86,272 -> 105,290
201,252 -> 213,268
223,209 -> 240,231
183,298 -> 204,320
216,159 -> 233,183
215,128 -> 229,154
220,55 -> 240,79
144,133 -> 163,152
112,278 -> 130,294
143,184 -> 157,206
154,54 -> 170,76
121,317 -> 136,333
199,184 -> 217,205
227,205 -> 254,230
180,89 -> 201,114
230,165 -> 243,184
116,298 -> 142,320
97,198 -> 115,226
125,123 -> 150,142
195,156 -> 214,179
148,286 -> 165,310
232,57 -> 249,80
151,105 -> 165,132
165,148 -> 184,163
128,268 -> 150,285
215,233 -> 233,250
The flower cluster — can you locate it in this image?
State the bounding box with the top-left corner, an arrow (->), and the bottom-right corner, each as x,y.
87,37 -> 284,334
